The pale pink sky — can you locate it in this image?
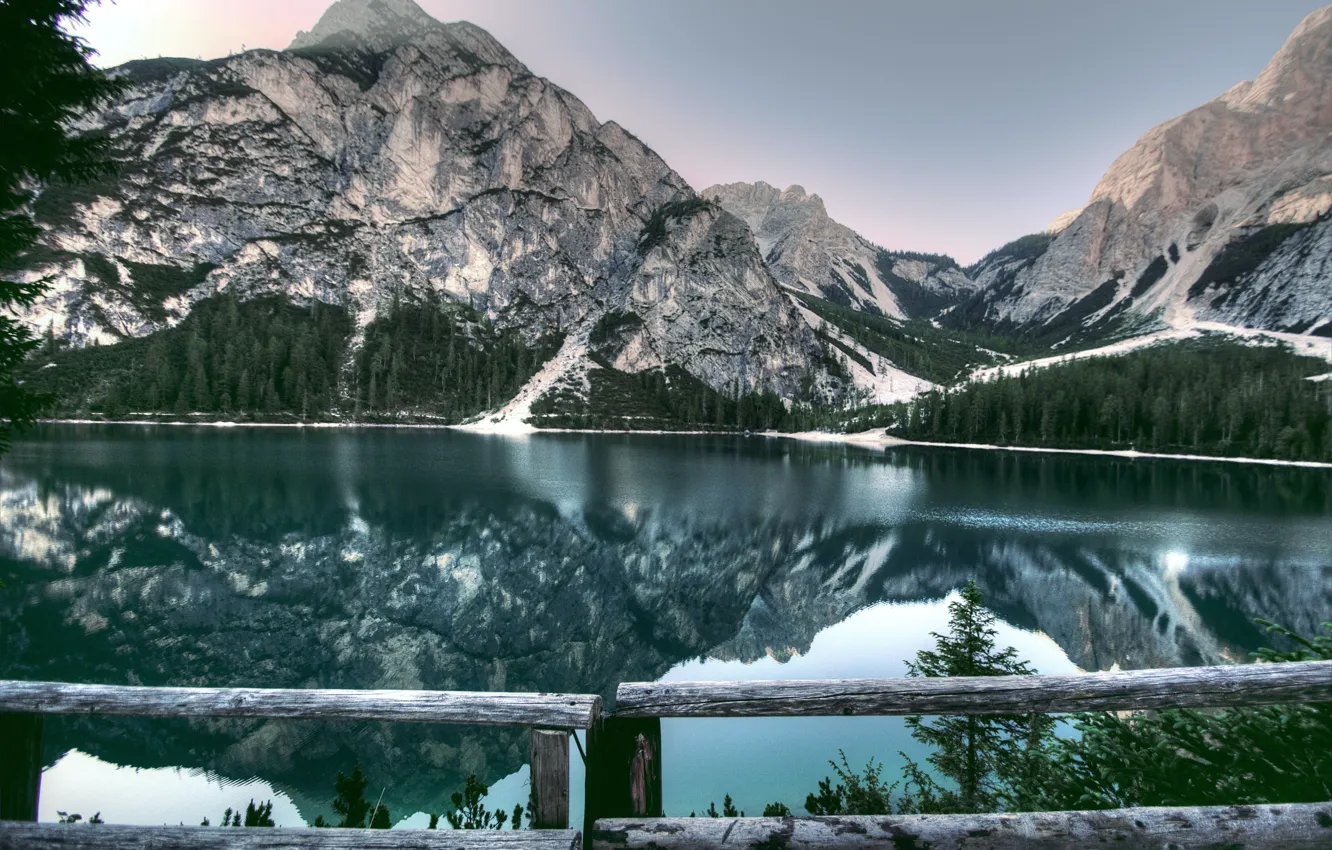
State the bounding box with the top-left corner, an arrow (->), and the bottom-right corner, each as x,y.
76,0 -> 1329,264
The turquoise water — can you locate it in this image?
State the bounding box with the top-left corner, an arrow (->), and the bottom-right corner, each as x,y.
1,424 -> 1329,825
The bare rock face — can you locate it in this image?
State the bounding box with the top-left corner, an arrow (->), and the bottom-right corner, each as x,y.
703,181 -> 975,319
18,0 -> 825,404
288,0 -> 438,51
956,4 -> 1332,339
615,202 -> 818,395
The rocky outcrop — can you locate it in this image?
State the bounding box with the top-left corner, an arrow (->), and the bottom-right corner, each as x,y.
613,202 -> 817,393
703,181 -> 975,319
16,0 -> 828,412
951,5 -> 1332,341
288,0 -> 438,51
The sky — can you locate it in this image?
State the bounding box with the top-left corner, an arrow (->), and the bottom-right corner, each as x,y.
75,0 -> 1329,264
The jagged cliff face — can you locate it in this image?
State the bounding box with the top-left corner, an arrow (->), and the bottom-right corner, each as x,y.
16,0 -> 822,403
952,5 -> 1332,340
703,181 -> 975,319
613,203 -> 816,386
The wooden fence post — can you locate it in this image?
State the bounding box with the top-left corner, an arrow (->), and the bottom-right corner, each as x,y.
584,716 -> 661,846
530,729 -> 570,829
0,713 -> 42,821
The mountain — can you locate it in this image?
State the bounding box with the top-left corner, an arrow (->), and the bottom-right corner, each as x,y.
16,0 -> 1332,427
703,181 -> 976,320
14,0 -> 840,425
948,5 -> 1332,344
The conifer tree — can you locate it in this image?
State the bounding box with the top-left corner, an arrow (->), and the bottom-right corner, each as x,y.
441,774 -> 509,829
330,762 -> 373,828
896,580 -> 1055,814
0,0 -> 124,452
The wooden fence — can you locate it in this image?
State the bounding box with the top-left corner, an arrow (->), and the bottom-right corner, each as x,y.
2,660 -> 1331,849
0,681 -> 598,847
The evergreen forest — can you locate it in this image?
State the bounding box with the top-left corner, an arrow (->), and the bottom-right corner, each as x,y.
529,356 -> 792,432
18,294 -> 562,425
16,293 -> 1332,461
19,295 -> 350,418
879,340 -> 1332,462
351,294 -> 562,421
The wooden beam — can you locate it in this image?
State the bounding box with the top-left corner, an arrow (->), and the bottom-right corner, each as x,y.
615,660 -> 1332,718
0,714 -> 42,822
530,730 -> 570,829
592,805 -> 1332,850
584,717 -> 662,849
0,824 -> 582,849
0,682 -> 601,730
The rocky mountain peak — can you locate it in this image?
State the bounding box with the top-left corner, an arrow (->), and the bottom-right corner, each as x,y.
704,181 -> 977,323
951,2 -> 1332,341
288,0 -> 440,51
1233,3 -> 1332,108
17,6 -> 831,416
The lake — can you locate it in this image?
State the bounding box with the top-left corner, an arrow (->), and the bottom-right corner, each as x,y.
1,424 -> 1329,826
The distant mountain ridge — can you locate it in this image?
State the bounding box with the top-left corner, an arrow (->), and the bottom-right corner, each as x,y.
703,181 -> 977,320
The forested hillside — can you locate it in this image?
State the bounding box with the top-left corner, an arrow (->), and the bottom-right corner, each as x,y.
791,291 -> 1007,383
879,341 -> 1332,462
529,356 -> 794,432
18,295 -> 560,424
352,296 -> 562,421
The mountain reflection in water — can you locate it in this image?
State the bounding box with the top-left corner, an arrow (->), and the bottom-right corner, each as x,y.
1,425 -> 1329,823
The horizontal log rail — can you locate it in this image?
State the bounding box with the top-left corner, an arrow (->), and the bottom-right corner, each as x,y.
0,681 -> 602,730
5,664 -> 1332,849
0,823 -> 582,849
614,660 -> 1332,718
592,805 -> 1332,850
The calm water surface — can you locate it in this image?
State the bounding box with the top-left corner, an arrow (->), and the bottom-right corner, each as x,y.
1,425 -> 1329,825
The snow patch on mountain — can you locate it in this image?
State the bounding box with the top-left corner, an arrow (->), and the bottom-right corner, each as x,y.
969,321 -> 1332,385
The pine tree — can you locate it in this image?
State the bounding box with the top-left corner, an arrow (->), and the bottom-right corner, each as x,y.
242,799 -> 274,827
331,762 -> 373,828
896,580 -> 1056,814
0,0 -> 124,453
441,774 -> 509,829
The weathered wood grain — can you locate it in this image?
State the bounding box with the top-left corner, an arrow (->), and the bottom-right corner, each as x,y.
530,730 -> 570,829
0,824 -> 581,849
585,717 -> 662,830
0,681 -> 601,730
593,806 -> 1332,850
0,714 -> 42,822
615,660 -> 1332,718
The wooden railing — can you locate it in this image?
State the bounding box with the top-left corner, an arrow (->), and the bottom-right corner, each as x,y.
585,661 -> 1332,850
2,661 -> 1331,849
0,681 -> 599,847
611,660 -> 1332,717
0,681 -> 601,728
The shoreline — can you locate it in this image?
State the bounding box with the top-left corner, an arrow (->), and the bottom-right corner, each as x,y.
773,429 -> 1332,470
33,419 -> 1332,469
34,418 -> 732,437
